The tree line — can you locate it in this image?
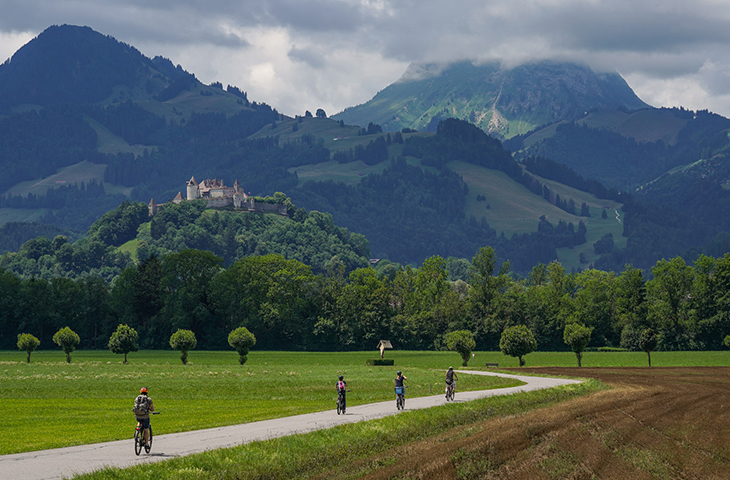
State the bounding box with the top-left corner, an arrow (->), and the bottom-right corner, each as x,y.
4,244 -> 730,354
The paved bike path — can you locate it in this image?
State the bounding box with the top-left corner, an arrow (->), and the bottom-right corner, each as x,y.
2,370 -> 581,480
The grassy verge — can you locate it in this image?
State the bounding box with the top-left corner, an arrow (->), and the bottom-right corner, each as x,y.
75,379 -> 603,479
0,350 -> 520,454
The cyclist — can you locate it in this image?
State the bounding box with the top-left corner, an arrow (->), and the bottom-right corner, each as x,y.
445,366 -> 458,398
134,387 -> 155,449
395,370 -> 407,389
336,375 -> 347,412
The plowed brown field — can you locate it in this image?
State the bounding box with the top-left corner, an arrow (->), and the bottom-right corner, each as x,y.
347,367 -> 730,479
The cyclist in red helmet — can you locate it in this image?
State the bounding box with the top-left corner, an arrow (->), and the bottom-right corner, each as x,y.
133,387 -> 155,449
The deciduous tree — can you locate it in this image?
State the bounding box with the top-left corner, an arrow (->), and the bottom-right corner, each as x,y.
53,326 -> 80,363
17,333 -> 40,363
640,328 -> 658,367
446,330 -> 476,366
169,329 -> 197,365
563,322 -> 592,367
499,325 -> 536,366
108,324 -> 139,364
228,327 -> 256,365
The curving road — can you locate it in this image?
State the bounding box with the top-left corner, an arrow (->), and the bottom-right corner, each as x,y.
1,370 -> 581,480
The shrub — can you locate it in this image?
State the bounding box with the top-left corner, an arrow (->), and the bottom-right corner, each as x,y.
365,359 -> 395,366
17,333 -> 40,363
53,327 -> 80,364
169,329 -> 197,365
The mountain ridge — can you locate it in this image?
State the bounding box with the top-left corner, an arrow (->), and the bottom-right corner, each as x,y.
333,60 -> 649,138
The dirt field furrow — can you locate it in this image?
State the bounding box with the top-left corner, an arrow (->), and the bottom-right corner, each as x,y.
353,367 -> 730,480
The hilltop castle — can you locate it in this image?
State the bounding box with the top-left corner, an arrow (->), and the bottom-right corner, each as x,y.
148,176 -> 288,216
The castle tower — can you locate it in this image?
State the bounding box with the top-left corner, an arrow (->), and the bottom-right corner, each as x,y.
148,198 -> 158,217
186,176 -> 199,200
173,192 -> 184,204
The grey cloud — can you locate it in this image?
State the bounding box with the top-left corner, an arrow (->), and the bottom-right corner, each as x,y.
288,46 -> 326,68
3,0 -> 730,115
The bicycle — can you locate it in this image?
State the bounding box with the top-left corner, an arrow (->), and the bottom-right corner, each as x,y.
336,389 -> 351,415
445,381 -> 456,401
134,412 -> 160,455
395,385 -> 407,410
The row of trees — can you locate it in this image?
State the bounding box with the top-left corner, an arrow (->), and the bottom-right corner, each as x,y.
5,243 -> 730,354
18,324 -> 256,365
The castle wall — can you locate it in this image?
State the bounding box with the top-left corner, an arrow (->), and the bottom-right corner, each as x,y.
205,197 -> 232,208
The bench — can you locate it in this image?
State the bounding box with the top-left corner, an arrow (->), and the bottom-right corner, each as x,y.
485,363 -> 499,367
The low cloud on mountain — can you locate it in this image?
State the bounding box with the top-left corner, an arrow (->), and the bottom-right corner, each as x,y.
2,0 -> 730,117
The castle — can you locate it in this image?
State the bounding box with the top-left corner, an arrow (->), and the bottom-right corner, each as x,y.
148,176 -> 288,216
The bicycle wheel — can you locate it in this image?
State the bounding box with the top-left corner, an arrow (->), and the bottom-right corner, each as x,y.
396,394 -> 402,410
145,426 -> 153,453
134,426 -> 143,455
337,398 -> 342,415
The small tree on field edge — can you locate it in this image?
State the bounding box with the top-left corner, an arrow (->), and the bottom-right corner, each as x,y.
228,327 -> 257,365
723,335 -> 730,349
563,322 -> 593,367
17,333 -> 40,363
108,324 -> 139,364
640,328 -> 658,367
53,327 -> 80,364
446,330 -> 476,367
499,325 -> 537,366
169,329 -> 197,365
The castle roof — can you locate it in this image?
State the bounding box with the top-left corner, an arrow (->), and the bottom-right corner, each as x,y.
149,198 -> 157,206
174,192 -> 184,201
188,176 -> 198,186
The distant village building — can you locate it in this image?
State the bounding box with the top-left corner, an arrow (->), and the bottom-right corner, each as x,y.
148,176 -> 288,217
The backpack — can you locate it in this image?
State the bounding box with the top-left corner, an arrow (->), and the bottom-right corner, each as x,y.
133,395 -> 149,416
337,380 -> 345,391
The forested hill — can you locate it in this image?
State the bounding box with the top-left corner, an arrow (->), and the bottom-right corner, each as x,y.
507,108 -> 730,190
0,25 -> 194,111
293,119 -> 591,272
0,198 -> 371,281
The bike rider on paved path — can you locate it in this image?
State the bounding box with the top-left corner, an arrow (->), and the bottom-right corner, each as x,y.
445,366 -> 457,397
134,387 -> 155,448
336,375 -> 347,411
395,370 -> 407,391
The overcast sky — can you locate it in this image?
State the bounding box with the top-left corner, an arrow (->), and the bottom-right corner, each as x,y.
2,0 -> 730,118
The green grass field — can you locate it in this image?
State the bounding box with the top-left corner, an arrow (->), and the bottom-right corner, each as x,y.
2,349 -> 727,457
6,349 -> 727,479
0,350 -> 520,455
3,161 -> 107,198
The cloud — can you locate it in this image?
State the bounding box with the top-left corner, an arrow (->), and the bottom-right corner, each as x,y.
2,0 -> 730,116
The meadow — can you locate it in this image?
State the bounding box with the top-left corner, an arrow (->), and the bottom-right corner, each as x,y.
6,349 -> 728,478
0,349 -> 522,455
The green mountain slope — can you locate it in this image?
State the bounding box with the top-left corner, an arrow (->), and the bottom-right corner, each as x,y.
333,61 -> 649,138
507,108 -> 730,190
